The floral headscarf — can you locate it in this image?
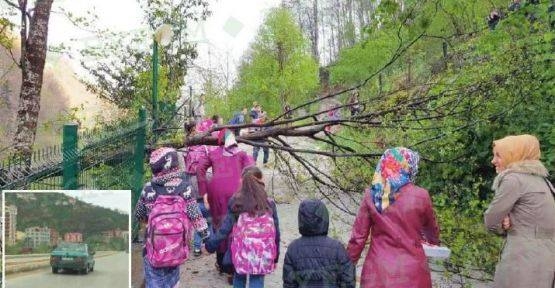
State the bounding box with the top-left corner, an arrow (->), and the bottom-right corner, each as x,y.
370,147 -> 420,213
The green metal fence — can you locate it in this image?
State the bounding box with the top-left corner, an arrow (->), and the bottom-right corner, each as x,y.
0,146 -> 63,190
0,109 -> 147,197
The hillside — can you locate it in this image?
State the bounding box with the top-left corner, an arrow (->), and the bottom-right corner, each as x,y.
5,192 -> 128,240
0,37 -> 119,152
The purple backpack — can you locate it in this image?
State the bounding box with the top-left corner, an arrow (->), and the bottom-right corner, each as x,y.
230,211 -> 277,275
146,195 -> 191,268
184,145 -> 208,174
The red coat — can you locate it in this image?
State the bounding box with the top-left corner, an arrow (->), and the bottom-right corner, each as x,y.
347,183 -> 440,288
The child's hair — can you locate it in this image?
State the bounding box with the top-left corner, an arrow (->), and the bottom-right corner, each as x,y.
184,119 -> 197,135
232,166 -> 270,216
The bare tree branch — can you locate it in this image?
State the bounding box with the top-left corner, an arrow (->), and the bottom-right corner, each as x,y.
3,0 -> 19,10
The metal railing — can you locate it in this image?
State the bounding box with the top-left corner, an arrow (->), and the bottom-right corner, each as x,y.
0,108 -> 147,196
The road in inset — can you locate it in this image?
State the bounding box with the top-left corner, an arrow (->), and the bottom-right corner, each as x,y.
6,252 -> 129,288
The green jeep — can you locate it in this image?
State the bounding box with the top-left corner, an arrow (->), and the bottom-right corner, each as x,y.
50,242 -> 95,274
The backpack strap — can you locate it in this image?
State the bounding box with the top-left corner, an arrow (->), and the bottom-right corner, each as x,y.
176,150 -> 187,171
544,178 -> 555,198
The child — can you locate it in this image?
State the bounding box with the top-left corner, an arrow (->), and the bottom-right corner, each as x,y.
283,199 -> 355,288
324,105 -> 341,134
348,91 -> 362,116
183,120 -> 213,257
135,147 -> 209,288
251,113 -> 270,166
196,129 -> 255,274
205,166 -> 280,288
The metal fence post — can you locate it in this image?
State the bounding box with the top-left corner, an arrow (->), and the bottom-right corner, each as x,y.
63,123 -> 78,189
132,108 -> 146,240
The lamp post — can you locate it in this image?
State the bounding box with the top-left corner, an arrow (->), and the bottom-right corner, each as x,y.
151,24 -> 173,139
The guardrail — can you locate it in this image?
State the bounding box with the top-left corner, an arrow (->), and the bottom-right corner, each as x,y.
5,253 -> 50,259
5,251 -> 121,274
5,251 -> 116,259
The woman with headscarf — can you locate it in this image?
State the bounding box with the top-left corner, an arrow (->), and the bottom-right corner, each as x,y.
346,147 -> 440,288
484,134 -> 555,287
197,129 -> 255,274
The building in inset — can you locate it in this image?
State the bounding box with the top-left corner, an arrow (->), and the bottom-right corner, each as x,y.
25,226 -> 51,248
102,228 -> 125,242
64,232 -> 83,243
50,228 -> 60,247
122,231 -> 129,246
5,205 -> 17,245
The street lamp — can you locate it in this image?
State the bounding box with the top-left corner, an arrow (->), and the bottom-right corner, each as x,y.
152,24 -> 173,138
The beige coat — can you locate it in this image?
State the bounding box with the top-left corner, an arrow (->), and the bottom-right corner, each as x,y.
484,160 -> 555,288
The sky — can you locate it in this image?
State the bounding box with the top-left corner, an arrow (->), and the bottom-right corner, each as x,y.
60,190 -> 131,214
3,190 -> 131,214
184,0 -> 281,89
42,0 -> 281,89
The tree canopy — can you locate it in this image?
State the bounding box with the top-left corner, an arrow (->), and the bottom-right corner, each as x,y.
209,7 -> 319,118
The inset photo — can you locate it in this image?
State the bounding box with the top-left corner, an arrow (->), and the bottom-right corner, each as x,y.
3,190 -> 131,288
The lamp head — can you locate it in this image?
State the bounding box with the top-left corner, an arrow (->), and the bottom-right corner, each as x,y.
154,24 -> 173,46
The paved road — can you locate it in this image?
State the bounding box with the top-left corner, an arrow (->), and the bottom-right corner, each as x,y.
6,252 -> 129,288
6,251 -> 113,265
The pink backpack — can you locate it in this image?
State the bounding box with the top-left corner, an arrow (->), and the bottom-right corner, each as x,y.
230,211 -> 277,275
146,195 -> 192,268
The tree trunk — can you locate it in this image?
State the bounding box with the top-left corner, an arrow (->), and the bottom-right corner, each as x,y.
320,3 -> 327,64
311,0 -> 319,63
13,0 -> 54,159
357,0 -> 365,36
277,41 -> 286,104
334,0 -> 343,54
346,0 -> 355,45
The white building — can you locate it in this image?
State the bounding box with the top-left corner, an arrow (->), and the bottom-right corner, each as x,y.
5,205 -> 17,245
25,226 -> 51,248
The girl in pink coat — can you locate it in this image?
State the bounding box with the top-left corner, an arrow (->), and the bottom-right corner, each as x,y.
347,147 -> 440,288
196,129 -> 255,272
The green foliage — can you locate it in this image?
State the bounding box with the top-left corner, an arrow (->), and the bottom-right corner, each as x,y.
81,0 -> 210,142
217,8 -> 319,119
86,235 -> 127,251
329,0 -> 554,278
5,193 -> 128,242
31,243 -> 52,254
86,163 -> 135,190
432,183 -> 502,277
0,17 -> 13,50
5,241 -> 24,254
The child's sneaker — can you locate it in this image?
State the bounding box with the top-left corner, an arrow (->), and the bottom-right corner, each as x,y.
193,248 -> 202,257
